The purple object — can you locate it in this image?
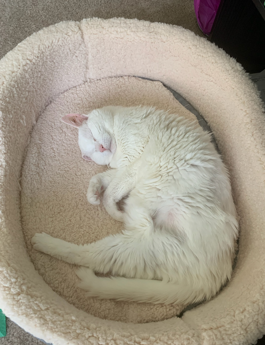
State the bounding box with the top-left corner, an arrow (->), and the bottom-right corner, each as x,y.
194,0 -> 222,35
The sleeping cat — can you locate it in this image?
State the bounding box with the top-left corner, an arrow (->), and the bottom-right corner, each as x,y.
32,106 -> 238,305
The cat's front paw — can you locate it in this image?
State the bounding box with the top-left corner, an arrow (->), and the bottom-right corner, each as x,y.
76,267 -> 99,295
87,178 -> 104,205
32,233 -> 59,256
103,193 -> 124,222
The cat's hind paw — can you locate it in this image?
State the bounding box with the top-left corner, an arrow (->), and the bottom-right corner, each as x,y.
32,232 -> 59,256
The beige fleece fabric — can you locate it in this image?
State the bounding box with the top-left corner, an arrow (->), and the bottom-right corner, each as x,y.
0,18 -> 265,345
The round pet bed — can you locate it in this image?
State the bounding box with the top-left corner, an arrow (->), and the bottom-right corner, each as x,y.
0,18 -> 265,345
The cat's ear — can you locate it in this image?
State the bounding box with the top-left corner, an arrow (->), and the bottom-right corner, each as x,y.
61,114 -> 88,128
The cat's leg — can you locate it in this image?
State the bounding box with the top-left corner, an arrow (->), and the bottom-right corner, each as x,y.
87,169 -> 117,205
32,233 -> 88,265
74,197 -> 207,305
79,209 -> 158,278
32,220 -> 159,277
86,195 -> 169,278
31,196 -> 163,277
102,170 -> 137,222
31,231 -> 205,305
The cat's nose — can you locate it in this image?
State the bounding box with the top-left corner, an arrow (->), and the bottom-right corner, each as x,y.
99,145 -> 107,152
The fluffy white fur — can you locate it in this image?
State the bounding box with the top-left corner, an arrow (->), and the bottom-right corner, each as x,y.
32,106 -> 238,305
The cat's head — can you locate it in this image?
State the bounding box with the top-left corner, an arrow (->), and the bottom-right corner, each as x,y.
61,111 -> 116,166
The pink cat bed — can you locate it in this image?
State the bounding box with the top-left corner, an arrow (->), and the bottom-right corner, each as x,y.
0,18 -> 265,345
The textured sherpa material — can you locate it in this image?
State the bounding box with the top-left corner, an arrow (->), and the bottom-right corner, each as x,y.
0,18 -> 265,345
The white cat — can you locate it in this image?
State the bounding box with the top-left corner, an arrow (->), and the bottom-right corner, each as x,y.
32,106 -> 238,305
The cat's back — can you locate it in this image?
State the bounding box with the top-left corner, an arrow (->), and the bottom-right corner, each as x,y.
137,108 -> 236,215
144,108 -> 217,167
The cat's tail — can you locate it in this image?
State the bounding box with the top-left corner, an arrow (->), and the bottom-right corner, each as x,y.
76,267 -> 206,305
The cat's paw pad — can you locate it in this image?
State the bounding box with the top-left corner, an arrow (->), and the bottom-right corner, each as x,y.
32,233 -> 58,255
87,183 -> 104,205
76,267 -> 98,294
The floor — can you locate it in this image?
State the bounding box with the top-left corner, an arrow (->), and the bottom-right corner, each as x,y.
0,0 -> 264,344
